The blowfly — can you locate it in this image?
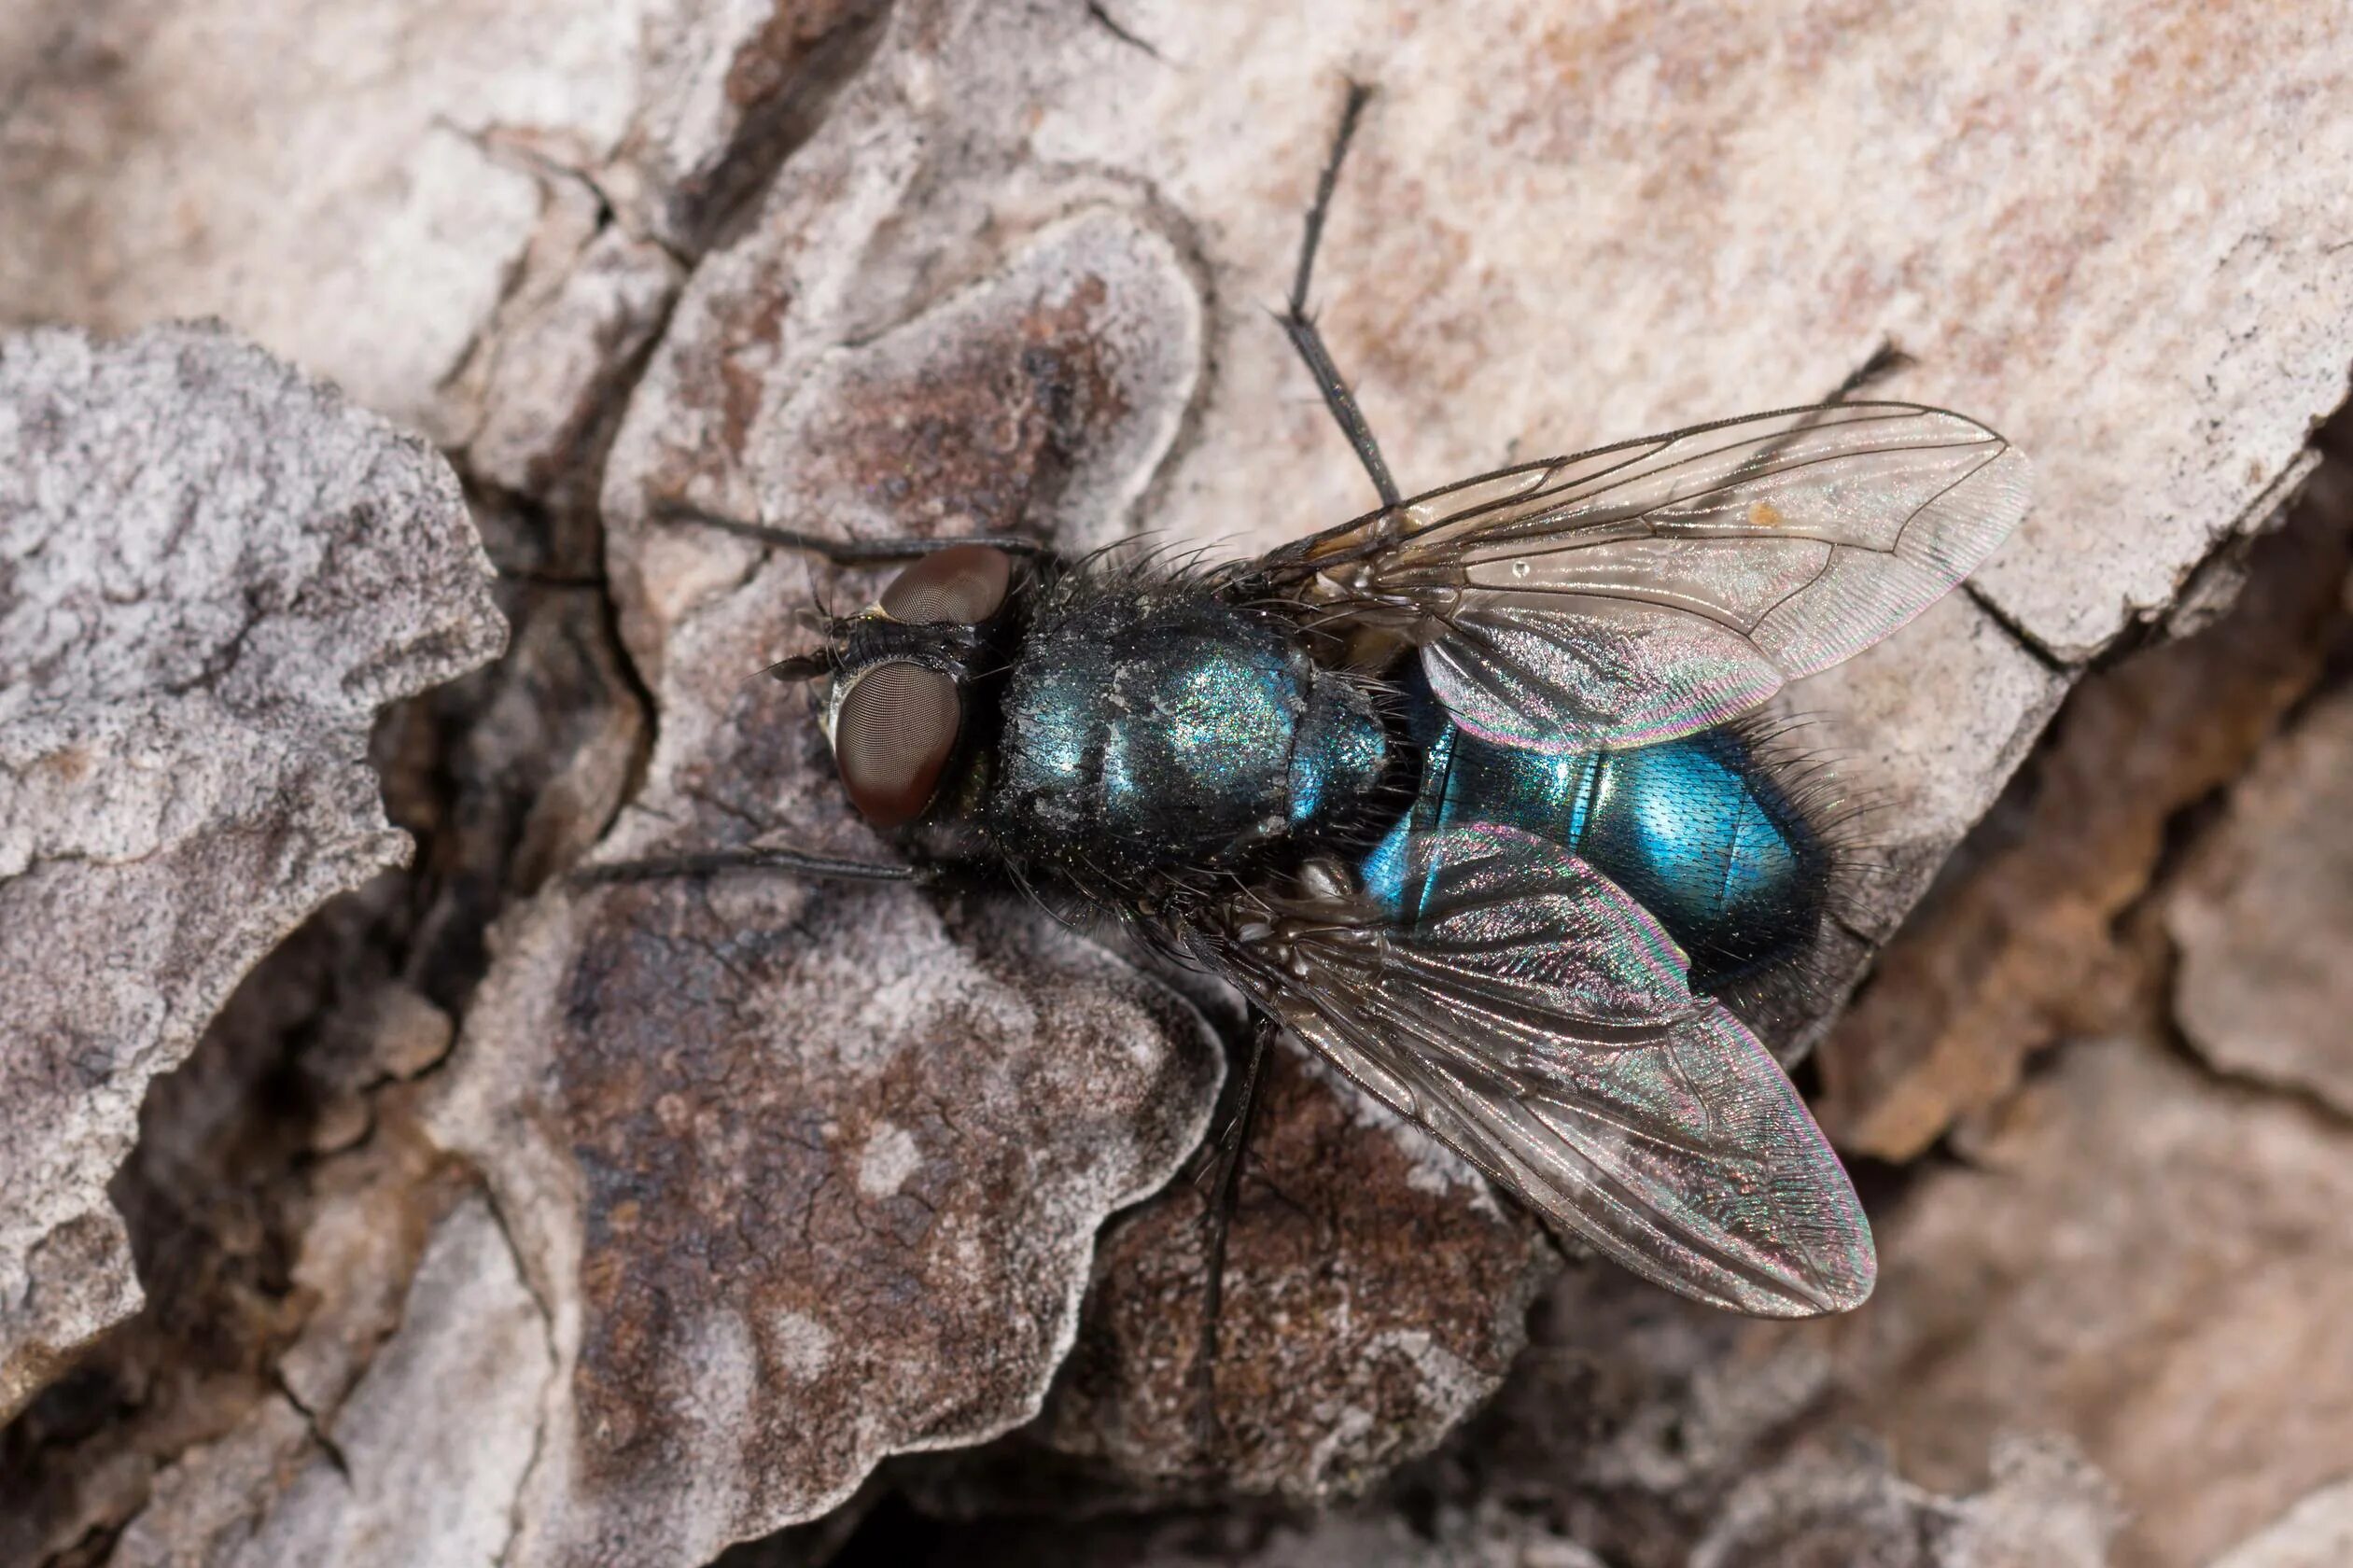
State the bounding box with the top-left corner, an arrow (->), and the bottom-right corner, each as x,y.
593,85 -> 2029,1370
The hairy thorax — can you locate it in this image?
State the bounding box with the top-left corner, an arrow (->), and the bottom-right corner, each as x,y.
986,589 -> 1390,890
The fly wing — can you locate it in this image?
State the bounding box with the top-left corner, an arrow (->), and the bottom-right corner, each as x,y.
1266,402 -> 2028,752
1199,822 -> 1875,1316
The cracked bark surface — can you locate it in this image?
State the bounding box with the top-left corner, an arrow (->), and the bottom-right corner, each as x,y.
4,0 -> 2353,1564
1814,432 -> 2353,1159
0,0 -> 891,441
2166,679 -> 2353,1118
0,322 -> 506,1427
904,1431 -> 2121,1568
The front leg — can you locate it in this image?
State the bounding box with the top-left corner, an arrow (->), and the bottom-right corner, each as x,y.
574,845 -> 928,886
649,497 -> 1057,564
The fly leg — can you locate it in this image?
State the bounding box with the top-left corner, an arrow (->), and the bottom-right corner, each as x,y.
1282,81 -> 1403,510
1190,1007 -> 1277,1453
1751,341 -> 1924,468
648,498 -> 1055,563
1825,339 -> 1914,403
573,846 -> 927,885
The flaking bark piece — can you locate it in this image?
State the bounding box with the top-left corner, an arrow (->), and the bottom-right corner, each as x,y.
0,321 -> 505,1421
1018,1046 -> 1553,1503
105,1192 -> 551,1568
430,43 -> 1221,1549
1833,1037 -> 2353,1565
2166,683 -> 2353,1117
430,873 -> 1220,1563
0,0 -> 893,441
1814,455 -> 2352,1157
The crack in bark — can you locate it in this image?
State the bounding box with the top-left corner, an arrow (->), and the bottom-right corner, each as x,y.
1085,1 -> 1164,62
272,1369 -> 353,1482
1960,580 -> 2072,676
482,1183 -> 557,1568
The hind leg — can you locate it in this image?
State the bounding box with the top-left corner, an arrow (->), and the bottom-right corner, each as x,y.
1281,82 -> 1403,510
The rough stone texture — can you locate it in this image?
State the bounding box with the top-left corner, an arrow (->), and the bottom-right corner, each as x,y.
0,322 -> 505,1421
2166,681 -> 2353,1117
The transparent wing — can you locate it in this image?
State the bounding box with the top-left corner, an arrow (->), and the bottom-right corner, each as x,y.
1198,822 -> 1875,1316
1266,402 -> 2029,752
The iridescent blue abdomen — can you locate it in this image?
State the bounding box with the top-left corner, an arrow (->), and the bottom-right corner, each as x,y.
1362,691 -> 1828,990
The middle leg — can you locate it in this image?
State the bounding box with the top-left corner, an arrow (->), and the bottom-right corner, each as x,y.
1188,1008 -> 1278,1452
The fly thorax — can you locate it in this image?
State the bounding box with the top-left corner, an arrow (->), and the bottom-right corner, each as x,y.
989,593 -> 1384,884
1286,676 -> 1389,837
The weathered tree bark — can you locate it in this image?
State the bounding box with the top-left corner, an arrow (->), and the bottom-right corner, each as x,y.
0,325 -> 505,1423
3,1 -> 2351,1565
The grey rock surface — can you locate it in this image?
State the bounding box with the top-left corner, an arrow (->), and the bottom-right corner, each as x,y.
0,322 -> 504,1421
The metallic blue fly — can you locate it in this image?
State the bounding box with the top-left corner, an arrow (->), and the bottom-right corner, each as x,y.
594,85 -> 2029,1375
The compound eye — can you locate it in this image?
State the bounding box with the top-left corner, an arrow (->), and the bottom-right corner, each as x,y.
833,661 -> 960,827
879,544 -> 1015,624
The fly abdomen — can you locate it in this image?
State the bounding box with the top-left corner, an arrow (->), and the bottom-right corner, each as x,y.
1570,729 -> 1830,990
1361,689 -> 1829,994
